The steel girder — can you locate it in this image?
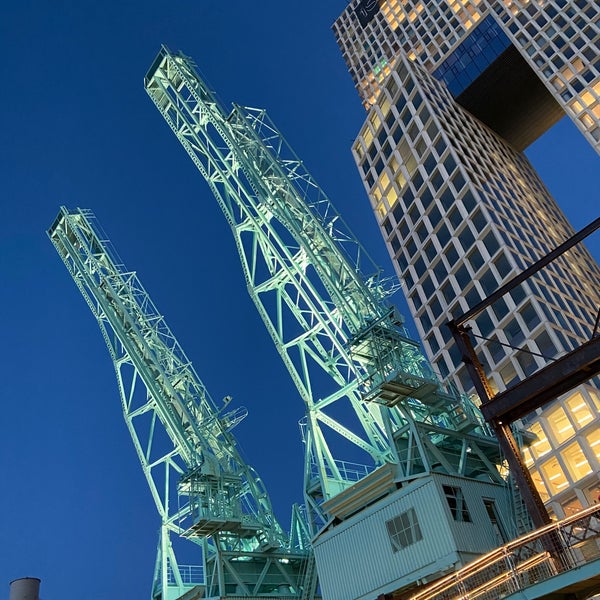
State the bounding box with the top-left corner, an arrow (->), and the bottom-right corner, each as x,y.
48,207 -> 309,599
144,46 -> 503,535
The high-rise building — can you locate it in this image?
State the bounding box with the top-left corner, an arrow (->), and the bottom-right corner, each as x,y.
333,0 -> 600,518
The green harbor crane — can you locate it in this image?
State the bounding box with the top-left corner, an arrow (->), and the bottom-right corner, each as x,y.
144,46 -> 507,542
48,207 -> 315,600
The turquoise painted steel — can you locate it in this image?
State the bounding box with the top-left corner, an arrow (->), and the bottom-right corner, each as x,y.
48,207 -> 313,600
144,47 -> 504,536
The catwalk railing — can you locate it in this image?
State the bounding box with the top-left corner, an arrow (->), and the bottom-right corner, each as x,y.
407,503 -> 600,600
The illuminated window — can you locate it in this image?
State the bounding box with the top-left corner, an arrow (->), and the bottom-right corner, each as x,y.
540,457 -> 569,495
584,428 -> 600,462
379,172 -> 391,189
522,446 -> 534,468
528,421 -> 551,459
380,95 -> 392,117
561,441 -> 592,482
587,387 -> 600,411
530,469 -> 550,502
565,392 -> 594,429
547,406 -> 575,444
562,497 -> 584,518
369,111 -> 382,130
353,141 -> 364,160
362,127 -> 374,148
386,186 -> 399,206
586,483 -> 600,506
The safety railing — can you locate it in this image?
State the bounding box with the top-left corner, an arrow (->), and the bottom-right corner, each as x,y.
408,504 -> 600,600
166,563 -> 204,585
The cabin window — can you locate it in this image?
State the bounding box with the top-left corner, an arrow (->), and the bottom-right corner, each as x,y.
385,508 -> 423,552
443,485 -> 472,522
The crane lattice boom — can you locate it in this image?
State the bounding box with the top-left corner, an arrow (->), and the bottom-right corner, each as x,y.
48,207 -> 313,600
144,47 -> 503,535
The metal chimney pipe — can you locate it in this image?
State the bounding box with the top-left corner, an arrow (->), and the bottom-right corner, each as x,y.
9,578 -> 40,600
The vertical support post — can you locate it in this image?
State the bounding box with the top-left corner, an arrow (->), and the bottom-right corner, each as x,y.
491,421 -> 550,528
161,525 -> 170,600
448,322 -> 551,529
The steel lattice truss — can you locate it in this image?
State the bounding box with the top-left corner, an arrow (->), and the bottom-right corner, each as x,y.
145,46 -> 503,534
48,208 -> 312,600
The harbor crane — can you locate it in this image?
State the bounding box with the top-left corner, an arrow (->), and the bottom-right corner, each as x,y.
48,207 -> 315,600
145,47 -> 516,599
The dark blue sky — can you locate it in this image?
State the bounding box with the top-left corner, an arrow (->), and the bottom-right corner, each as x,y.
1,2 -> 598,598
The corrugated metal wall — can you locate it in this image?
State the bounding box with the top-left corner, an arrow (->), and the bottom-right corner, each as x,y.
313,473 -> 511,600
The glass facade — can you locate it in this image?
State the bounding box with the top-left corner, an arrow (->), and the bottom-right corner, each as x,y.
433,14 -> 512,96
334,0 -> 600,517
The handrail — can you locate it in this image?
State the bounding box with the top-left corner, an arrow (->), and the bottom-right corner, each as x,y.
408,504 -> 600,600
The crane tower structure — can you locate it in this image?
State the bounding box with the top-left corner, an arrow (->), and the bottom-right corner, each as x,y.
48,207 -> 315,600
145,47 -> 517,599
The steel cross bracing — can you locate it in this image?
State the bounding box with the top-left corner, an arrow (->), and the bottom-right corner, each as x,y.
48,207 -> 312,600
145,46 -> 503,533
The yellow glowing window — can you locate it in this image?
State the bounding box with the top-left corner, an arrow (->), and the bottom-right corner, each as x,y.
528,421 -> 551,459
561,441 -> 592,482
584,428 -> 600,462
362,127 -> 374,148
570,99 -> 583,113
369,111 -> 382,131
547,406 -> 575,444
380,96 -> 391,118
565,392 -> 593,429
581,90 -> 594,107
379,172 -> 390,190
587,388 -> 600,411
550,76 -> 563,92
522,446 -> 534,468
395,170 -> 407,190
561,67 -> 574,81
540,457 -> 569,495
386,187 -> 399,206
530,469 -> 550,502
353,142 -> 364,160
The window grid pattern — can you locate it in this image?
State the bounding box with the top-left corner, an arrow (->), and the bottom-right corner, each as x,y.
333,0 -> 486,107
521,384 -> 599,512
495,0 -> 600,151
348,47 -> 600,511
335,1 -> 600,151
353,56 -> 600,395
